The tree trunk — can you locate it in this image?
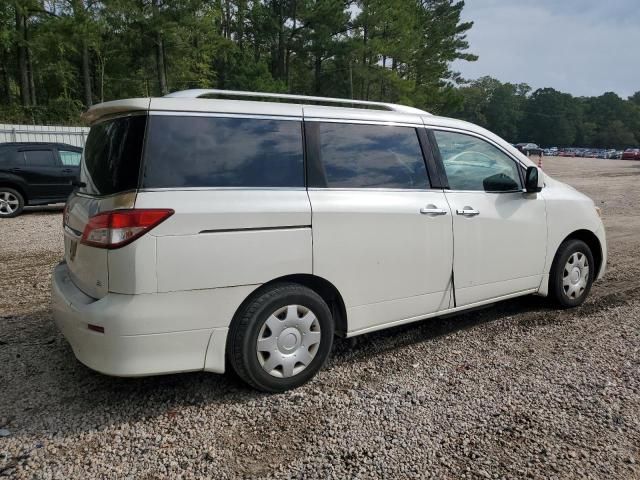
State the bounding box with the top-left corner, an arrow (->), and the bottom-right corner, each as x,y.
82,39 -> 92,106
381,55 -> 387,99
152,0 -> 168,95
25,17 -> 36,106
276,0 -> 286,80
215,0 -> 224,35
361,24 -> 368,99
225,0 -> 231,39
155,33 -> 168,95
285,0 -> 296,90
98,52 -> 105,103
237,0 -> 246,50
314,54 -> 321,94
0,51 -> 11,105
15,9 -> 30,106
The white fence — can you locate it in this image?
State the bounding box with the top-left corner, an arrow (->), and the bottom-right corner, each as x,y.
0,123 -> 89,148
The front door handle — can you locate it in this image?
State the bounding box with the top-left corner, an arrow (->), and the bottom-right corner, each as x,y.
420,207 -> 448,215
456,208 -> 480,216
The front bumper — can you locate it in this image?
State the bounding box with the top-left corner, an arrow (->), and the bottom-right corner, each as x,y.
51,262 -> 228,376
595,224 -> 607,280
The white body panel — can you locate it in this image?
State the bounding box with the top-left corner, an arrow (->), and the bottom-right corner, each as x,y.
444,190 -> 547,306
134,189 -> 313,293
156,227 -> 311,292
51,94 -> 607,378
309,189 -> 453,332
540,176 -> 606,279
52,263 -> 256,375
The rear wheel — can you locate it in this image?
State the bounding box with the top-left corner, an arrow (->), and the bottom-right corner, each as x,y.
228,283 -> 334,392
0,188 -> 24,218
549,239 -> 595,308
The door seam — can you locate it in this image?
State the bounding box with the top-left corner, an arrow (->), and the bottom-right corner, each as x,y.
442,191 -> 457,308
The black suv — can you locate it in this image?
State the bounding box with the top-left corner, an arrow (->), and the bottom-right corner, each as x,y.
0,142 -> 82,217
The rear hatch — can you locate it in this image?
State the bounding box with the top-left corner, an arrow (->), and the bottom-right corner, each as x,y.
63,114 -> 147,298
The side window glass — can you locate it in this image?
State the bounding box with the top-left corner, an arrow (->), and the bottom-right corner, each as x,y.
317,123 -> 429,189
24,150 -> 56,167
59,150 -> 82,167
433,131 -> 522,192
143,116 -> 304,188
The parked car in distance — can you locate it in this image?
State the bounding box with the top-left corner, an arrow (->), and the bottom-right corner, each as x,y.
51,90 -> 607,392
558,149 -> 576,157
621,148 -> 640,160
515,143 -> 544,157
0,142 -> 82,217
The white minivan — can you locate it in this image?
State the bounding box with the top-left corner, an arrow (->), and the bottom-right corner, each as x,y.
52,89 -> 606,392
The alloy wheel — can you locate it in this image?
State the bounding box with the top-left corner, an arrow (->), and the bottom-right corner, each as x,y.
0,192 -> 19,216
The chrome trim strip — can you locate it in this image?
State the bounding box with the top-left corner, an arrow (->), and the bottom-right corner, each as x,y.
137,187 -> 307,193
199,225 -> 311,234
149,111 -> 302,121
163,88 -> 430,115
307,187 -> 445,193
304,117 -> 423,128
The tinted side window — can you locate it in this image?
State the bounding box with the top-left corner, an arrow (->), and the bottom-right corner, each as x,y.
316,123 -> 429,189
59,150 -> 82,167
24,150 -> 56,167
433,131 -> 522,192
143,116 -> 304,188
0,149 -> 18,165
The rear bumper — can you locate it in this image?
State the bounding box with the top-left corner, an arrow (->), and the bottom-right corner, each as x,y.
51,262 -> 229,376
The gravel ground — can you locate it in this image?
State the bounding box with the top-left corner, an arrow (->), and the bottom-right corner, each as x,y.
1,158 -> 639,479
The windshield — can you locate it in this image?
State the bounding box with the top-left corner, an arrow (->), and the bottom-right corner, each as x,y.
80,115 -> 146,196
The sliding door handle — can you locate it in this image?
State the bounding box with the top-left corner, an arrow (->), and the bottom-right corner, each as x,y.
456,208 -> 480,216
420,207 -> 448,215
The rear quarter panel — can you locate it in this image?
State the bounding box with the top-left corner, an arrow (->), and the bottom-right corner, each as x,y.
135,190 -> 313,293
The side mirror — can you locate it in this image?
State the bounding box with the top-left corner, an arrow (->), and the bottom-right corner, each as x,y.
525,166 -> 543,193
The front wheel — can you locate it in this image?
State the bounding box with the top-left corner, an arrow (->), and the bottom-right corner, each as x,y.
549,239 -> 595,308
228,283 -> 334,392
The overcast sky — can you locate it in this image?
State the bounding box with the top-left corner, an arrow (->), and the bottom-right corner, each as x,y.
452,0 -> 639,98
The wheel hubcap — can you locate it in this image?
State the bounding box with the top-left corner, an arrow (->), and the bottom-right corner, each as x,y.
562,252 -> 589,299
257,304 -> 321,378
0,192 -> 19,215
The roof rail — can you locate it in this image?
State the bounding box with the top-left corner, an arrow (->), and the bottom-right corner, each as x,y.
164,89 -> 430,115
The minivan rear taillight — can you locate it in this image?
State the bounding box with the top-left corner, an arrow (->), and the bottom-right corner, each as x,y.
81,209 -> 174,249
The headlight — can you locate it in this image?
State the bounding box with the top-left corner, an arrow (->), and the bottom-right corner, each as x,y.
595,206 -> 602,218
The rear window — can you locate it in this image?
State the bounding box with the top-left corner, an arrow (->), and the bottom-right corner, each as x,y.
80,115 -> 146,196
142,116 -> 304,188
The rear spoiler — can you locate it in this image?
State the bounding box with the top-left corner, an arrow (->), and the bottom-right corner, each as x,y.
81,98 -> 151,125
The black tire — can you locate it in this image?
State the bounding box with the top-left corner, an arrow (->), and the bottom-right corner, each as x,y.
0,187 -> 25,218
549,239 -> 595,308
228,283 -> 334,392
